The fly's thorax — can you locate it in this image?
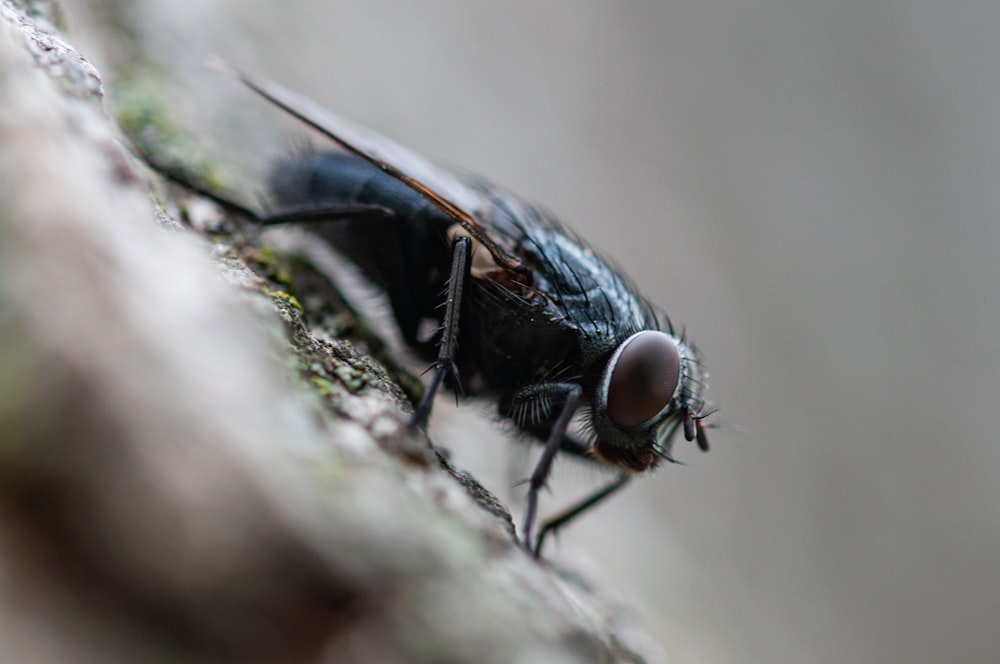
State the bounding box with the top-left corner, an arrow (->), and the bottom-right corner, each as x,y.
590,330 -> 707,471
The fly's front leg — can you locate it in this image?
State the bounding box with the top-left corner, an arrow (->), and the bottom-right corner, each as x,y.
410,235 -> 472,428
507,382 -> 583,555
533,472 -> 630,556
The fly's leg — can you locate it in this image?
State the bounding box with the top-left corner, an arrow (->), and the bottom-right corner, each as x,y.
508,382 -> 582,555
148,161 -> 394,225
533,472 -> 631,556
410,235 -> 472,427
154,157 -> 464,426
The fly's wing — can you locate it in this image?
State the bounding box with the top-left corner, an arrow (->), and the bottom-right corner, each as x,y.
224,64 -> 523,273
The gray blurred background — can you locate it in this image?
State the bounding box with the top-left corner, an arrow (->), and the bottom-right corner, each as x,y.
66,1 -> 1000,662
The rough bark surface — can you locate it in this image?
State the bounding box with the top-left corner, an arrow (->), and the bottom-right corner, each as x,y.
0,2 -> 661,662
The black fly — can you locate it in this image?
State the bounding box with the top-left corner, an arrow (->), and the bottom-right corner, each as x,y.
172,68 -> 711,556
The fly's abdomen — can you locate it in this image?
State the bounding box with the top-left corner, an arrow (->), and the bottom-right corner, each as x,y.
271,151 -> 423,213
268,151 -> 455,345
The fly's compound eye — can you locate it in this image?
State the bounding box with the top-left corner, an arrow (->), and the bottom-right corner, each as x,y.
605,331 -> 681,428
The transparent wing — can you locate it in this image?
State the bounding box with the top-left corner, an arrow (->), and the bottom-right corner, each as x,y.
225,64 -> 522,271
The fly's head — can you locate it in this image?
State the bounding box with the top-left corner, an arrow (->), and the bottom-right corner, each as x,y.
591,330 -> 709,472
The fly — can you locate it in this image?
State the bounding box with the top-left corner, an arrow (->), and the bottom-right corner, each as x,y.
168,66 -> 712,557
